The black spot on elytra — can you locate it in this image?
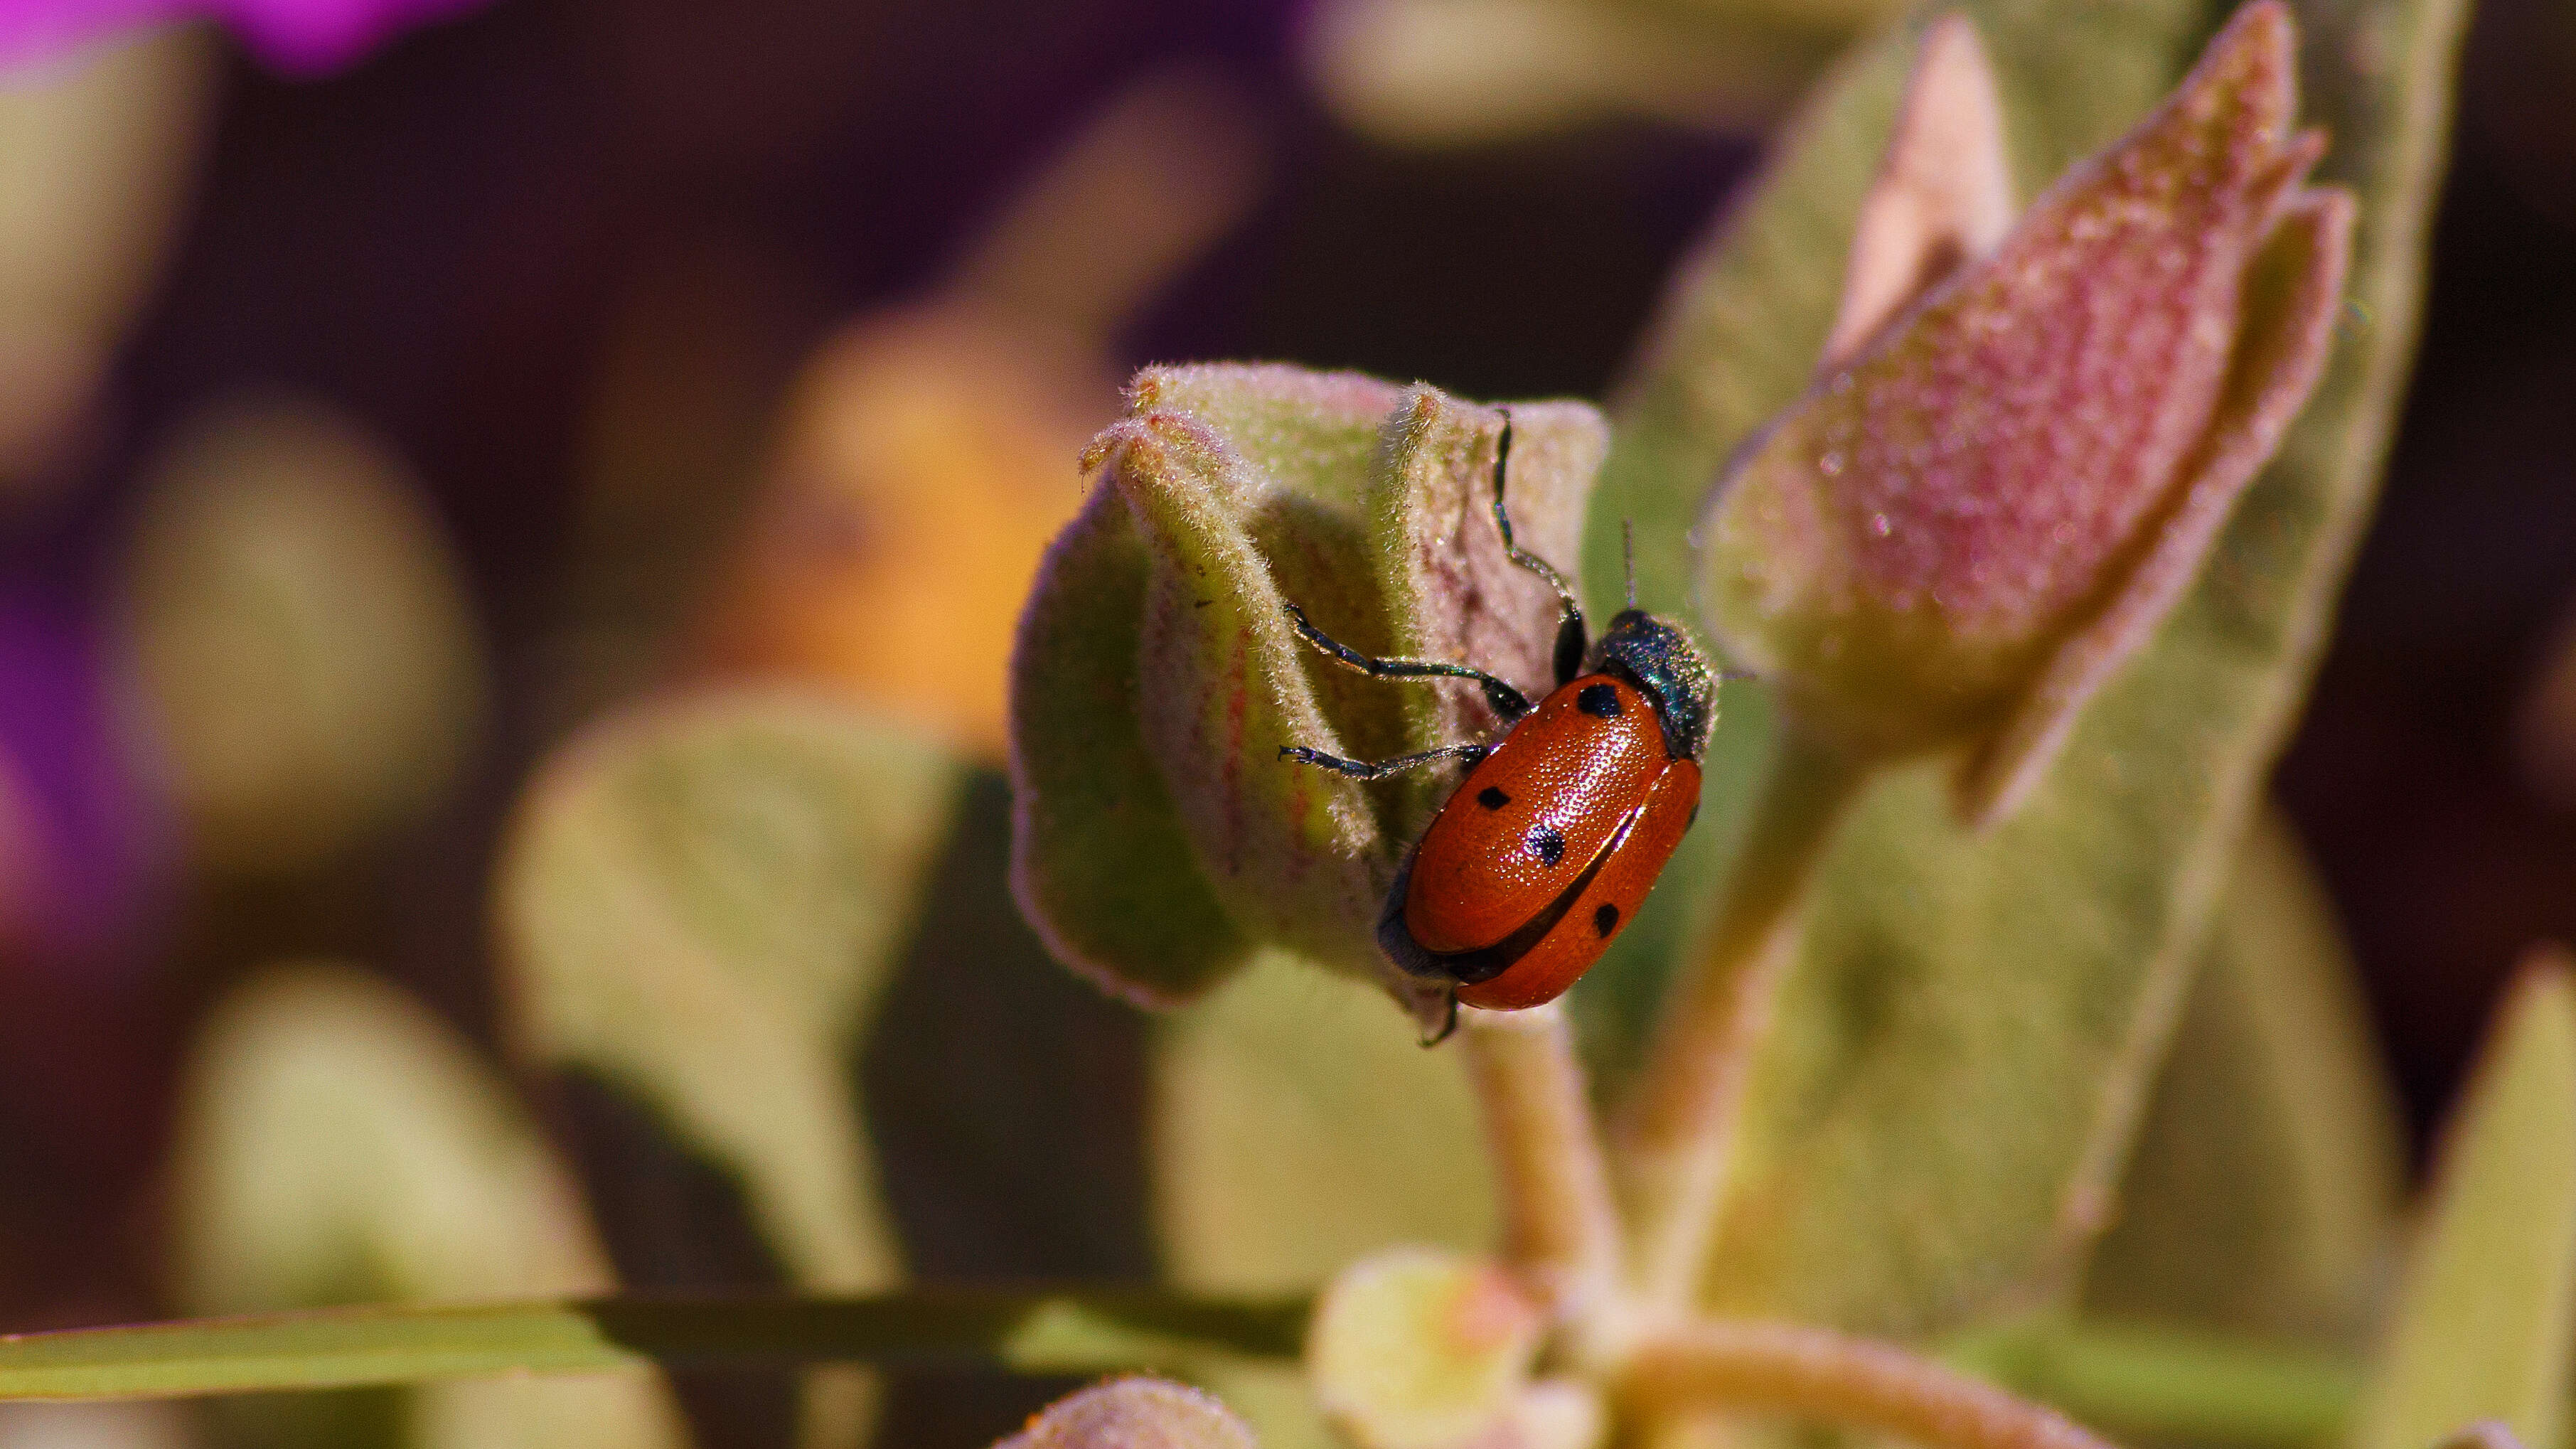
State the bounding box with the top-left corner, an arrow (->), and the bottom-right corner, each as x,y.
1527,825 -> 1566,866
1577,683 -> 1622,717
1477,786 -> 1509,810
1593,903 -> 1620,937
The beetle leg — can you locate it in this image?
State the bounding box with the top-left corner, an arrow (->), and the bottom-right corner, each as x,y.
1283,600 -> 1532,724
1277,742 -> 1489,780
1488,409 -> 1588,688
1420,990 -> 1460,1047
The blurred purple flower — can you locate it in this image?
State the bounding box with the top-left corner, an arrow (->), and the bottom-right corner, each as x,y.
0,584 -> 185,1225
0,582 -> 173,981
0,0 -> 489,76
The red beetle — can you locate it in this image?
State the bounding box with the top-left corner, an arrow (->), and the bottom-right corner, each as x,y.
1281,411 -> 1717,1034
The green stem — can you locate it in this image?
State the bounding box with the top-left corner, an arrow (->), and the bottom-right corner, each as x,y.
1611,722 -> 1865,1311
1458,1002 -> 1625,1330
0,1290 -> 1308,1401
1947,1319 -> 2364,1449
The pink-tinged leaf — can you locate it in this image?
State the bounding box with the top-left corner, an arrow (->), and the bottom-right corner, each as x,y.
1961,182 -> 2354,823
1701,1 -> 2343,807
1820,11 -> 2013,370
1367,390 -> 1604,845
1134,365 -> 1428,847
998,1377 -> 1259,1449
1108,408 -> 1390,980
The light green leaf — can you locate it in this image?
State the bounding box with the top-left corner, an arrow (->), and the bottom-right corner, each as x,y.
1013,366 -> 1408,1008
496,688 -> 956,1446
118,394 -> 490,876
169,964 -> 688,1449
1091,399 -> 1388,983
1153,958 -> 1497,1293
2348,956 -> 2576,1449
1184,1367 -> 1337,1449
1583,0 -> 2467,1333
0,1291 -> 1308,1401
1950,1317 -> 2363,1449
2083,808 -> 2405,1346
497,687 -> 959,1294
1152,958 -> 1500,1449
1010,481 -> 1256,1005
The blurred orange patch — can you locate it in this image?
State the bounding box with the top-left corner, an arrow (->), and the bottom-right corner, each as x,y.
698,306 -> 1108,760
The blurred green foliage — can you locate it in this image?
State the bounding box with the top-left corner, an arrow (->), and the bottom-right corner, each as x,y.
0,0 -> 2513,1440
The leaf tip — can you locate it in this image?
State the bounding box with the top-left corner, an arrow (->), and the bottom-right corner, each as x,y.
1079,420 -> 1140,476
1822,8 -> 2012,368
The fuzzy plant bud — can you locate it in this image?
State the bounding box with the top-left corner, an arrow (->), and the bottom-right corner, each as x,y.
1307,1247 -> 1602,1449
1698,0 -> 2353,825
996,1378 -> 1259,1449
1010,365 -> 1604,1028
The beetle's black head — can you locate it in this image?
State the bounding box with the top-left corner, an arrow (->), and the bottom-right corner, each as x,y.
1587,609 -> 1716,761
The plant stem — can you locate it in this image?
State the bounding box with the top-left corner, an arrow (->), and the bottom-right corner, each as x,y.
1613,724 -> 1864,1310
0,1290 -> 1309,1401
1458,1003 -> 1624,1328
1625,1318 -> 2120,1449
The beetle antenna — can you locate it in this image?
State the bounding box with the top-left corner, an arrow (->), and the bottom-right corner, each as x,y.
1622,520 -> 1637,609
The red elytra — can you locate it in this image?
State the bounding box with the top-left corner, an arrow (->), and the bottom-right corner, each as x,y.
1277,409 -> 1719,1034
1405,675 -> 1703,1010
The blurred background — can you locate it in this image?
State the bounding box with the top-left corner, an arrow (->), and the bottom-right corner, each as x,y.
0,0 -> 2568,1443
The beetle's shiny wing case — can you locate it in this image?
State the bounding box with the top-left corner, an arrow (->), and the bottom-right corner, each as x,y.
1454,759 -> 1700,1009
1401,675 -> 1666,953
